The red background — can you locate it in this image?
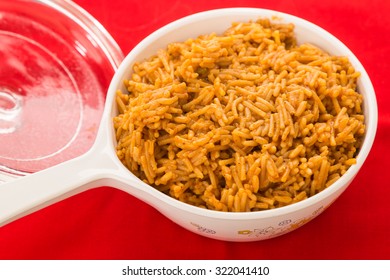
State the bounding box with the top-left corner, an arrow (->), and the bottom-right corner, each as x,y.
0,0 -> 389,259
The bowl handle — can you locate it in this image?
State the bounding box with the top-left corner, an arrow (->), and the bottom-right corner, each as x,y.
0,151 -> 108,227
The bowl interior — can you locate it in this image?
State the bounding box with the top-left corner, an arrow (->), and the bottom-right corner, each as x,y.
105,8 -> 377,219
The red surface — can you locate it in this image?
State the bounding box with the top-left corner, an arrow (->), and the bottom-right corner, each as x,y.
0,0 -> 389,259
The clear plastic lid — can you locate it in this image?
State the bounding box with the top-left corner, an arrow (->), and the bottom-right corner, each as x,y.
0,0 -> 124,182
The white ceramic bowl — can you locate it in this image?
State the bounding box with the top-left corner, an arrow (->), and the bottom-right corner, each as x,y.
0,8 -> 377,241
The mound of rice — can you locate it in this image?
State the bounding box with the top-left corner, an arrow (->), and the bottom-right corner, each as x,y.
114,18 -> 365,212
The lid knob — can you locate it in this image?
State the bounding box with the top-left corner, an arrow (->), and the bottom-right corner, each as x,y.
0,88 -> 22,134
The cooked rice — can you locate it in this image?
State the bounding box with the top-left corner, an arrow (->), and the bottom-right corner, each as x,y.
113,18 -> 365,212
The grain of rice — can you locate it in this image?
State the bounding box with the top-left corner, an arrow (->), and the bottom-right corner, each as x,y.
114,18 -> 365,212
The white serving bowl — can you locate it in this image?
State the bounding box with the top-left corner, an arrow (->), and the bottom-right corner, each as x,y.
0,8 -> 377,241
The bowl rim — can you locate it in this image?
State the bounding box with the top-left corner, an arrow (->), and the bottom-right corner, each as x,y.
108,7 -> 378,220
